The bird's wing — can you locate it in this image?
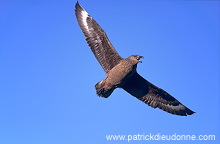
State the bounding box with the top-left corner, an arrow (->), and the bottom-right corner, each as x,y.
75,2 -> 123,73
122,72 -> 195,116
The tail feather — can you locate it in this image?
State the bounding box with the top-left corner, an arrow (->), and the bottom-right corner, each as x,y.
95,80 -> 114,98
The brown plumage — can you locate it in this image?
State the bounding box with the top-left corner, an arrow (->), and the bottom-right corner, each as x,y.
75,2 -> 195,116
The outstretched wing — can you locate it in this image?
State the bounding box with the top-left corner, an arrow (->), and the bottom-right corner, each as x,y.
122,72 -> 195,116
75,2 -> 123,73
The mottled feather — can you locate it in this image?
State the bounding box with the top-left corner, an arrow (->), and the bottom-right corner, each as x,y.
122,72 -> 195,116
75,2 -> 123,73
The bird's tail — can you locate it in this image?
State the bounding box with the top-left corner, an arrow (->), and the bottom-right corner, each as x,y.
95,80 -> 114,98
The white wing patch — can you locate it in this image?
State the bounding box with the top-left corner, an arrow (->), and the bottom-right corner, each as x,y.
80,9 -> 90,32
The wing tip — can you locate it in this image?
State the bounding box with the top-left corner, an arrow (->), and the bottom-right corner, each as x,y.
138,96 -> 196,116
184,108 -> 196,116
75,1 -> 84,12
161,105 -> 196,116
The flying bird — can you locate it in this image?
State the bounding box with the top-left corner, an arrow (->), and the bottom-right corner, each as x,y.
75,2 -> 195,116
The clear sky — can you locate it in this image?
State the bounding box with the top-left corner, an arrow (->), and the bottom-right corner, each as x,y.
0,0 -> 219,144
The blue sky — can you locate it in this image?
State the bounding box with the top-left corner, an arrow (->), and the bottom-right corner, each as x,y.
0,0 -> 219,143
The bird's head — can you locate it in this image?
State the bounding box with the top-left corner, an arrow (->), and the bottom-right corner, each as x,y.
128,55 -> 144,64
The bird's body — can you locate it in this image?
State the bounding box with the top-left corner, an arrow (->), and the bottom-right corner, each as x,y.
96,55 -> 142,98
75,2 -> 195,116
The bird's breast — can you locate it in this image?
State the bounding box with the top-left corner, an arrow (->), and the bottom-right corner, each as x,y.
105,61 -> 137,87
